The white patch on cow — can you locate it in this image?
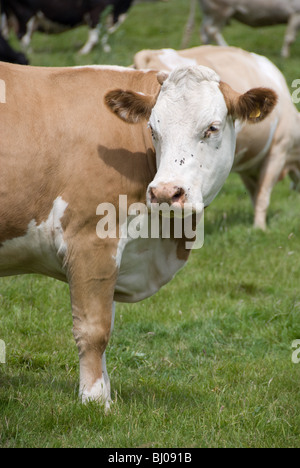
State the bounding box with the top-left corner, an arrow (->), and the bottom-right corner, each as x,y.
1,14 -> 9,39
158,49 -> 197,70
112,221 -> 131,269
21,17 -> 36,48
81,376 -> 111,410
251,53 -> 284,91
72,64 -> 140,72
148,66 -> 236,209
108,13 -> 128,34
0,196 -> 68,279
79,27 -> 100,55
0,79 -> 6,104
115,233 -> 186,303
234,117 -> 279,172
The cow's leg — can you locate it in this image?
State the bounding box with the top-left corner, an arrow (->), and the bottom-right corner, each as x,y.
79,26 -> 100,55
21,16 -> 36,49
282,13 -> 300,58
253,144 -> 288,230
68,249 -> 118,408
101,302 -> 115,400
200,15 -> 228,46
240,173 -> 258,207
100,33 -> 111,53
1,14 -> 9,39
100,13 -> 128,53
181,0 -> 197,49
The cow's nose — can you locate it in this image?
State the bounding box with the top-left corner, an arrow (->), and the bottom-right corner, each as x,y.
149,183 -> 186,208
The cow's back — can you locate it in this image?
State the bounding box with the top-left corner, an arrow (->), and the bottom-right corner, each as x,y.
200,0 -> 300,26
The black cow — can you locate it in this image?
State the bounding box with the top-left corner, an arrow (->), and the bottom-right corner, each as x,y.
0,32 -> 28,64
1,0 -> 134,54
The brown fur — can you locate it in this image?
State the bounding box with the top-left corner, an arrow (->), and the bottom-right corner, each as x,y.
219,81 -> 278,123
104,89 -> 158,123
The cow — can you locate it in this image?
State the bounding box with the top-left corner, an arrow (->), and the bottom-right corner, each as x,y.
182,0 -> 300,58
0,0 -> 134,55
0,61 -> 276,407
0,31 -> 28,63
134,45 -> 300,230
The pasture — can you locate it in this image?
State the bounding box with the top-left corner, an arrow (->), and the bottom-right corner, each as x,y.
1,0 -> 300,448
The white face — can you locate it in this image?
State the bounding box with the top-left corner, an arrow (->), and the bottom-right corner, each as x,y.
147,66 -> 236,210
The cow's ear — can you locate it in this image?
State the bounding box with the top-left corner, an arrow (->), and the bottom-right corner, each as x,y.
157,71 -> 169,85
220,82 -> 278,123
104,89 -> 156,123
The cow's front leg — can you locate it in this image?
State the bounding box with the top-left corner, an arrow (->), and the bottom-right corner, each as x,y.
21,16 -> 36,49
67,249 -> 118,408
79,27 -> 100,55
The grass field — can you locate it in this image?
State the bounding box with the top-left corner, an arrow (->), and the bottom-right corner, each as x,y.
1,0 -> 300,448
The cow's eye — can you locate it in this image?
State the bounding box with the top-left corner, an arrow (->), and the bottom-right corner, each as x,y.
204,124 -> 220,138
209,125 -> 218,132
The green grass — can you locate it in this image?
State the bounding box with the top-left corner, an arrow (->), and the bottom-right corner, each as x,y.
1,0 -> 300,448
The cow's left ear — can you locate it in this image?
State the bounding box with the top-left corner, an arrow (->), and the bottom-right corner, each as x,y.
220,82 -> 278,123
104,89 -> 157,124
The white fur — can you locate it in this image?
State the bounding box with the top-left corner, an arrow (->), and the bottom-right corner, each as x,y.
79,27 -> 100,56
115,231 -> 186,303
80,376 -> 111,410
21,17 -> 36,48
251,53 -> 285,92
158,49 -> 197,70
0,197 -> 68,280
148,65 -> 236,209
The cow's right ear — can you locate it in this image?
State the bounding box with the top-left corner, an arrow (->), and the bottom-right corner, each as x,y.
104,89 -> 157,124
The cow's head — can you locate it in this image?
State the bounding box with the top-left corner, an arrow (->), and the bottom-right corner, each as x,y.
105,66 -> 277,211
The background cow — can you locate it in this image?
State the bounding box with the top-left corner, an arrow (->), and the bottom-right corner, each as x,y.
182,0 -> 300,58
0,61 -> 276,406
134,46 -> 300,230
0,31 -> 28,63
0,0 -> 134,54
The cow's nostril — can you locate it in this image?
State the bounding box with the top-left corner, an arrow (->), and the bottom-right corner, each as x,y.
149,184 -> 186,206
172,187 -> 185,203
149,188 -> 158,204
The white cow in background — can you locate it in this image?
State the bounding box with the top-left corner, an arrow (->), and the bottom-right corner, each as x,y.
182,0 -> 300,58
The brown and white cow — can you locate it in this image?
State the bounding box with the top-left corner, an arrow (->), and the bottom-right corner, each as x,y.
0,61 -> 276,407
134,45 -> 300,230
182,0 -> 300,58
